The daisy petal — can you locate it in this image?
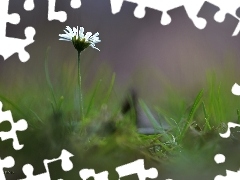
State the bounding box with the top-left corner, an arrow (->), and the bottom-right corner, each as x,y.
66,26 -> 74,34
79,27 -> 84,39
89,38 -> 101,43
59,34 -> 72,40
59,38 -> 71,41
73,27 -> 78,36
90,44 -> 100,51
92,32 -> 99,38
85,32 -> 92,40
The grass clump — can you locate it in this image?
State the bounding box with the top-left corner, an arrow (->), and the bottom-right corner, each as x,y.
0,50 -> 240,179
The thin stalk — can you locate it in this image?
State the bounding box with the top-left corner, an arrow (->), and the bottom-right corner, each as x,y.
78,52 -> 84,120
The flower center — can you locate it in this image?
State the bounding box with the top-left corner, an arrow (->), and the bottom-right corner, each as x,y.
72,36 -> 91,53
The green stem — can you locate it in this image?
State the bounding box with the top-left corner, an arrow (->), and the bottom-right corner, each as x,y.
78,52 -> 84,120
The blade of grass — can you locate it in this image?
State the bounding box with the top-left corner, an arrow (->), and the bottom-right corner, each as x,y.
237,109 -> 240,124
217,82 -> 223,122
29,109 -> 43,123
202,101 -> 211,131
0,94 -> 27,118
179,89 -> 204,141
85,79 -> 102,117
154,106 -> 174,127
48,99 -> 56,115
139,99 -> 171,140
102,72 -> 115,105
170,118 -> 181,135
44,47 -> 57,112
57,96 -> 64,111
207,72 -> 215,123
139,99 -> 161,130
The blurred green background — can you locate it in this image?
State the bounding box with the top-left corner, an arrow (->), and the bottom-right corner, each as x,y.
1,1 -> 240,179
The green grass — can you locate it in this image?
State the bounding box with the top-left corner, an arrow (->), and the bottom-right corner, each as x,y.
0,54 -> 240,179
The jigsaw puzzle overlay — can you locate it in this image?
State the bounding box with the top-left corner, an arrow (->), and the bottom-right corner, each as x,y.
19,149 -> 74,180
110,0 -> 240,36
1,0 -> 240,179
0,0 -> 69,62
116,159 -> 158,180
0,99 -> 160,179
0,156 -> 15,180
1,0 -> 240,62
79,159 -> 158,180
0,101 -> 28,150
212,86 -> 240,180
0,0 -> 35,62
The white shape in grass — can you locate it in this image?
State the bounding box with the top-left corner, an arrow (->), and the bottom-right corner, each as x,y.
19,149 -> 74,180
215,170 -> 240,180
219,122 -> 240,138
43,149 -> 74,171
79,169 -> 109,180
214,154 -> 225,164
232,83 -> 240,96
116,159 -> 158,180
70,0 -> 81,9
24,0 -> 35,11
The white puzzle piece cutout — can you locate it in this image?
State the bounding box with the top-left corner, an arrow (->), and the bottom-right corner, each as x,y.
0,156 -> 14,180
0,101 -> 28,150
24,0 -> 35,11
215,84 -> 240,179
0,0 -> 35,62
219,122 -> 240,138
232,83 -> 240,96
79,169 -> 109,180
116,159 -> 158,180
110,0 -> 240,36
24,0 -> 78,21
215,170 -> 240,180
71,0 -> 81,9
48,0 -> 67,22
19,149 -> 74,180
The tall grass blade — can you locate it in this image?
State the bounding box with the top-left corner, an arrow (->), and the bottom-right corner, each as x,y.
30,109 -> 43,123
0,94 -> 27,118
85,79 -> 102,117
179,89 -> 203,141
202,101 -> 208,119
139,99 -> 165,134
237,109 -> 240,124
44,47 -> 57,112
217,82 -> 223,122
102,72 -> 115,105
139,100 -> 175,144
57,96 -> 64,111
202,101 -> 211,131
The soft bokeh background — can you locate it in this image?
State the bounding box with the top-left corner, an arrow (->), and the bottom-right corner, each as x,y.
1,0 -> 240,102
1,1 -> 240,179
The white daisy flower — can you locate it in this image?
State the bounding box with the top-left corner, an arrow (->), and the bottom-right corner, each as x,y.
59,26 -> 101,52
